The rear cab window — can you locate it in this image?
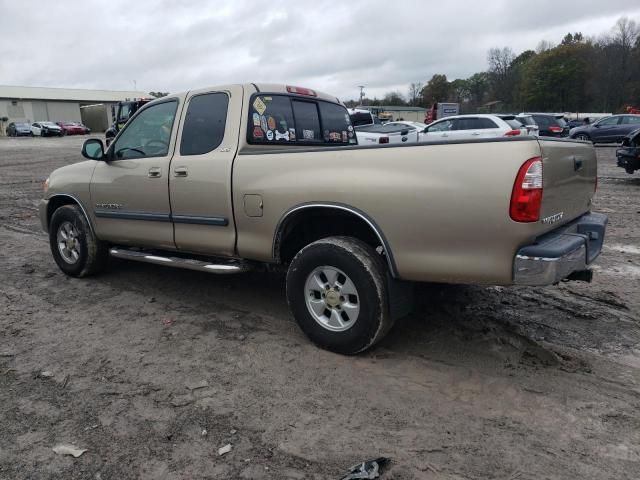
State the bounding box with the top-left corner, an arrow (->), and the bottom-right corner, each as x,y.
248,94 -> 356,146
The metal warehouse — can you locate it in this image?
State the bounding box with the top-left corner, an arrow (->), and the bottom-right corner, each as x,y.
0,85 -> 150,134
360,105 -> 428,122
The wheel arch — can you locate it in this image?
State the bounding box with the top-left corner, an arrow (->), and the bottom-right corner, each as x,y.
273,202 -> 399,278
46,194 -> 96,235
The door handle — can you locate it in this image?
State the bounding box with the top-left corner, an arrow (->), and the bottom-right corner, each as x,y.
471,132 -> 480,136
441,133 -> 449,137
174,166 -> 188,177
148,167 -> 162,178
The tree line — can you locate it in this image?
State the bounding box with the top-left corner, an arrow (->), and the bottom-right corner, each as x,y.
346,17 -> 640,114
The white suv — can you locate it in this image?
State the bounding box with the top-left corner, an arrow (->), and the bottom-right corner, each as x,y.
421,114 -> 527,141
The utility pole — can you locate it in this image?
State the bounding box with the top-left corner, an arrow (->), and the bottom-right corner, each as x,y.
358,86 -> 365,106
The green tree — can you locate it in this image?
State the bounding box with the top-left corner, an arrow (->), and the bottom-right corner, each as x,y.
420,74 -> 449,105
522,43 -> 590,112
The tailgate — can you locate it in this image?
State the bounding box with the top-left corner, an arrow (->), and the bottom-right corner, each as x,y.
537,139 -> 596,228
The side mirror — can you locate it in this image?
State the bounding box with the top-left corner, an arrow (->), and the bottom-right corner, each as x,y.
82,138 -> 105,160
423,127 -> 429,133
593,123 -> 600,128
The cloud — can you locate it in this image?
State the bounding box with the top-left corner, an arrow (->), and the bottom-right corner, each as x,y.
1,0 -> 639,100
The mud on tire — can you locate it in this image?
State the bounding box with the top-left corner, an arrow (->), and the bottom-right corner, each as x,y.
286,236 -> 393,355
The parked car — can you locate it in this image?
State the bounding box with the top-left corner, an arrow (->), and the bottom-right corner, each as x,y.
570,115 -> 640,143
520,113 -> 569,137
5,122 -> 33,137
57,122 -> 90,135
39,83 -> 606,354
514,114 -> 540,135
616,127 -> 640,174
32,122 -> 63,137
421,114 -> 527,141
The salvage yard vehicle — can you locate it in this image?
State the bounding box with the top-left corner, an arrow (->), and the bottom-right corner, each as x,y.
421,114 -> 527,141
31,121 -> 63,137
57,122 -> 90,135
616,127 -> 640,174
5,122 -> 33,136
40,83 -> 607,354
521,113 -> 569,137
570,114 -> 640,144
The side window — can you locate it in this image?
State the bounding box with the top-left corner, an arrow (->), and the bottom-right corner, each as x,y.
427,120 -> 453,132
180,93 -> 229,155
622,116 -> 640,125
112,101 -> 178,160
118,104 -> 132,122
318,101 -> 354,144
597,117 -> 619,126
292,100 -> 321,143
454,118 -> 478,130
475,118 -> 498,129
249,95 -> 296,143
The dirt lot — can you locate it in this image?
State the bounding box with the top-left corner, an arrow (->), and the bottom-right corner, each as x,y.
0,135 -> 638,479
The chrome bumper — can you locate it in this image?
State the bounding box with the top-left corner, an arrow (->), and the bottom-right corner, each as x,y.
513,212 -> 607,286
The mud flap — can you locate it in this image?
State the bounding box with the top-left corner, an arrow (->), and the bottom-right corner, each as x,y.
387,273 -> 414,321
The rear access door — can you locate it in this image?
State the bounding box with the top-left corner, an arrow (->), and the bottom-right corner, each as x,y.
168,85 -> 244,256
537,138 -> 597,227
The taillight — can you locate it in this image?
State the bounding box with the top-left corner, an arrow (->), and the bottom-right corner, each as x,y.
379,137 -> 390,144
548,126 -> 563,133
510,157 -> 543,222
286,86 -> 317,96
504,129 -> 521,136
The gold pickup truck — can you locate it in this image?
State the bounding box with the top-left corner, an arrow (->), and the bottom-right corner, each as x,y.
40,83 -> 607,354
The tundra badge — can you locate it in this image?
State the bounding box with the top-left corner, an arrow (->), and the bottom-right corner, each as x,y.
542,212 -> 564,225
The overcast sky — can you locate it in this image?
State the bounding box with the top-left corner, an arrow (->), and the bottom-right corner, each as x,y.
1,0 -> 639,100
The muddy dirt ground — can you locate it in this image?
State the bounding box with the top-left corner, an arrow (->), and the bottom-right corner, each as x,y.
0,135 -> 638,480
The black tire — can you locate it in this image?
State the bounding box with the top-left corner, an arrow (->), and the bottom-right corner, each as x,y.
286,236 -> 393,355
49,204 -> 109,277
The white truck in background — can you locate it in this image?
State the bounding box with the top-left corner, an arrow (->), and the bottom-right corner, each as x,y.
348,108 -> 419,145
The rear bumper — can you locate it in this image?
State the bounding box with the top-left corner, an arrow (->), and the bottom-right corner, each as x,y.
513,212 -> 607,286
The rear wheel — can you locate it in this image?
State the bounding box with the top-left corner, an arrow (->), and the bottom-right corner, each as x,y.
286,236 -> 393,354
49,205 -> 109,277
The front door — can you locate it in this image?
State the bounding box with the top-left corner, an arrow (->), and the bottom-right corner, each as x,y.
168,86 -> 242,256
90,98 -> 182,249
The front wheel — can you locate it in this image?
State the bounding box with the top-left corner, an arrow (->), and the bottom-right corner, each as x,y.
49,205 -> 109,277
286,236 -> 393,354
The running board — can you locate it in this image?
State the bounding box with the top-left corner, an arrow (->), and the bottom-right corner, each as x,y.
109,247 -> 252,274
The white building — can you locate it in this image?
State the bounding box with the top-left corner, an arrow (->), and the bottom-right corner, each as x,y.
0,85 -> 151,134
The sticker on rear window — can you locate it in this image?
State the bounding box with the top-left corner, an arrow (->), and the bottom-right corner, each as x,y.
253,97 -> 267,115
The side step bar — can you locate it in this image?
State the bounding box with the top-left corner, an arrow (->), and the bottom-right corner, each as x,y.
109,247 -> 252,274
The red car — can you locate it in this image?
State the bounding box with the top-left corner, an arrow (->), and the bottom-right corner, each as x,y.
56,122 -> 90,135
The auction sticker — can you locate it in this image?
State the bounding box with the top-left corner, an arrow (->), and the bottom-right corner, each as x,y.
253,113 -> 260,126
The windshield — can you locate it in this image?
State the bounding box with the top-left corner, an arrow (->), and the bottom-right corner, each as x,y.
16,123 -> 30,128
41,122 -> 58,126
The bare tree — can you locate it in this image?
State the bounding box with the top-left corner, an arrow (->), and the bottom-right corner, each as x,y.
536,40 -> 553,53
408,82 -> 424,106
